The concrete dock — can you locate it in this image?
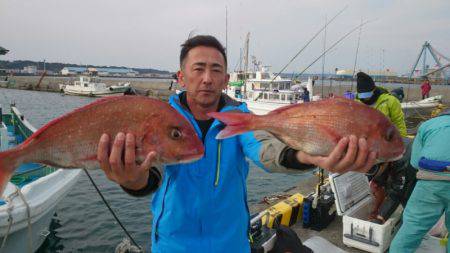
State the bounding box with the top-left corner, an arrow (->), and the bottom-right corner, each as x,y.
250,173 -> 366,253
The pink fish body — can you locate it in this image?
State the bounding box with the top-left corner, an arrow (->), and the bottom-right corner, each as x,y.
0,96 -> 204,195
209,97 -> 404,162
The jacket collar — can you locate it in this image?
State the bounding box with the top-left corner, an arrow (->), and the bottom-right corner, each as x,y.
169,91 -> 245,131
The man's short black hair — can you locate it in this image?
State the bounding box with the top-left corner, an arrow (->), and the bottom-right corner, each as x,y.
180,35 -> 227,69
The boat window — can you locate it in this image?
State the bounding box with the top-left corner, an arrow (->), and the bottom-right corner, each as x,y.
263,93 -> 268,99
288,95 -> 293,100
269,94 -> 280,100
281,94 -> 285,100
84,83 -> 88,87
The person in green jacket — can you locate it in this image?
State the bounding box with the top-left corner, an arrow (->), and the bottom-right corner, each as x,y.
356,72 -> 407,137
390,109 -> 450,252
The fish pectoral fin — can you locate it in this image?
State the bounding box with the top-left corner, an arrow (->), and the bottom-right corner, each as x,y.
312,124 -> 342,145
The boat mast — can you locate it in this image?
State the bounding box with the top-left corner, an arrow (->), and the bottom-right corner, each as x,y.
321,16 -> 327,98
225,6 -> 228,57
243,32 -> 250,95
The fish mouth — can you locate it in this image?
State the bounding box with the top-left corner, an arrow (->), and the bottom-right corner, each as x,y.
177,151 -> 204,164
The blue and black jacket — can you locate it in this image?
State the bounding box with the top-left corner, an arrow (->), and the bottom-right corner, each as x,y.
123,92 -> 312,253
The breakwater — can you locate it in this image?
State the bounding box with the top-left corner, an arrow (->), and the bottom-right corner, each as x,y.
1,76 -> 450,103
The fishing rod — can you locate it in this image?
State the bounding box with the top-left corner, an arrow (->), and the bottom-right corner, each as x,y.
83,169 -> 143,252
350,17 -> 363,92
294,19 -> 373,78
270,5 -> 348,83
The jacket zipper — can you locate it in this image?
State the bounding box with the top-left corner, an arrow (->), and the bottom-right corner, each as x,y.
154,176 -> 171,241
214,141 -> 222,187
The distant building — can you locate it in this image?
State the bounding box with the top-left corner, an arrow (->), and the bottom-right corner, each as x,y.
335,68 -> 398,78
61,66 -> 138,77
61,67 -> 88,75
94,67 -> 138,77
22,65 -> 37,75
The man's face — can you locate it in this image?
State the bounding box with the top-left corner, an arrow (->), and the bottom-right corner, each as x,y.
178,46 -> 229,108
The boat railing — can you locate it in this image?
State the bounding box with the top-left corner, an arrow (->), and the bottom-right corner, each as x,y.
8,106 -> 59,187
12,107 -> 36,137
11,165 -> 57,187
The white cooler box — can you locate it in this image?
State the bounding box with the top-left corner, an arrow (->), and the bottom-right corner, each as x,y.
329,172 -> 402,253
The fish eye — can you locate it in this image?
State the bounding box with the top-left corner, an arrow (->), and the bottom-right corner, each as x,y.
385,126 -> 395,142
170,128 -> 182,140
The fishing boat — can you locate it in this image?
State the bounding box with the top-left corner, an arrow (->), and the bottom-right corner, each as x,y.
401,95 -> 442,110
226,66 -> 319,115
63,76 -> 131,97
0,104 -> 81,253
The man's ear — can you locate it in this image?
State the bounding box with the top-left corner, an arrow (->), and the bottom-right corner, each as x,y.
177,70 -> 185,88
222,73 -> 230,90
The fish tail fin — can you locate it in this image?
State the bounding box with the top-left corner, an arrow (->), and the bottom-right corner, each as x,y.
0,148 -> 21,196
208,111 -> 260,139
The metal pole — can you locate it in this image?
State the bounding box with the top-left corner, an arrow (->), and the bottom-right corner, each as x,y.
225,6 -> 228,57
422,44 -> 427,76
409,42 -> 426,78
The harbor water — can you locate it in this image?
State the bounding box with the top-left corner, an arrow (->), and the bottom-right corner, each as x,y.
0,88 -> 309,252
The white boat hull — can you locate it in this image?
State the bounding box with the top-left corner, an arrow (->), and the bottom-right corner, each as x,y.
244,100 -> 291,115
63,89 -> 125,97
0,169 -> 82,252
401,95 -> 442,110
244,95 -> 443,115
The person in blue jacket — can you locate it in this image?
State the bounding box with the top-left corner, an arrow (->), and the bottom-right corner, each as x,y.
390,109 -> 450,252
97,35 -> 377,253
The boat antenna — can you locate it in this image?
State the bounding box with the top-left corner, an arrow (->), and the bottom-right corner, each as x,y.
270,5 -> 348,83
295,19 -> 373,78
233,48 -> 243,72
350,17 -> 363,92
320,16 -> 327,98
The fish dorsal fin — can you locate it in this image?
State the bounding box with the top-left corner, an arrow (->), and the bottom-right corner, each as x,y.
21,96 -> 127,146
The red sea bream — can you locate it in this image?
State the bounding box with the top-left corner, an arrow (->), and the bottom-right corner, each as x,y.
209,97 -> 404,162
0,96 -> 204,195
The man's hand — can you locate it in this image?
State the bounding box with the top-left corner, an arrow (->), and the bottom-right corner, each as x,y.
296,135 -> 377,173
97,132 -> 156,190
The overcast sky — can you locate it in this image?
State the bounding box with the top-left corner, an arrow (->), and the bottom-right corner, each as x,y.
1,0 -> 449,74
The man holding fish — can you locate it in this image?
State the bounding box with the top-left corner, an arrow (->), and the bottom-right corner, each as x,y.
0,35 -> 404,253
95,35 -> 405,252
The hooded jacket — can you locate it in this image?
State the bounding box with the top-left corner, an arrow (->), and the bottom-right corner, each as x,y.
149,92 -> 309,253
356,87 -> 407,137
